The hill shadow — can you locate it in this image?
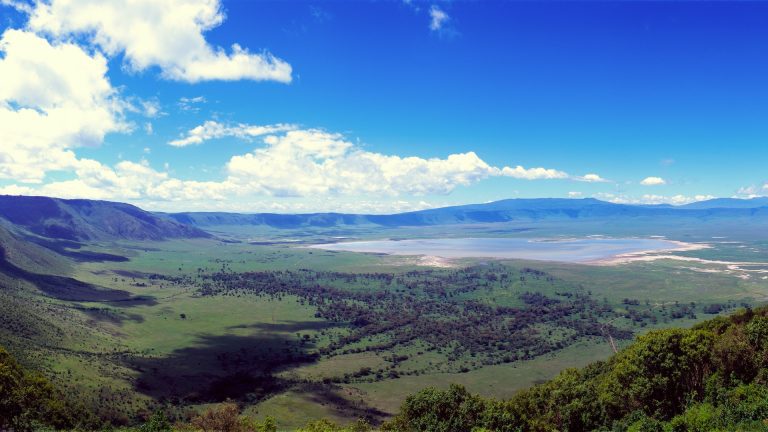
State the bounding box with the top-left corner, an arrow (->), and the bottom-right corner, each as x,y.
130,333 -> 318,403
227,320 -> 343,333
24,236 -> 129,262
77,307 -> 146,326
0,246 -> 155,305
295,382 -> 390,423
128,331 -> 387,423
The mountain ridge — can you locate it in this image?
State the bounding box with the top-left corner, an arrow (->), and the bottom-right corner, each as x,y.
0,195 -> 210,241
3,194 -> 768,232
161,197 -> 768,228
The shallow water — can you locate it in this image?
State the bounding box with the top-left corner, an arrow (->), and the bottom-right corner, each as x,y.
310,237 -> 681,263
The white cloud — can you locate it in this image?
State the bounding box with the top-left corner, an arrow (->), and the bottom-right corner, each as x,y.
640,176 -> 666,186
0,98 -> 602,211
226,129 -> 496,197
27,0 -> 292,83
178,96 -> 206,112
595,192 -> 715,206
0,29 -> 127,183
500,166 -> 568,180
169,121 -> 298,147
168,123 -> 597,198
0,0 -> 32,13
429,5 -> 449,31
223,129 -> 601,197
568,191 -> 583,198
575,173 -> 609,183
21,158 -> 235,202
735,183 -> 768,198
140,99 -> 161,118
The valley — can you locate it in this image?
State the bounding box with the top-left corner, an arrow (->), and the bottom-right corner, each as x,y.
2,196 -> 768,429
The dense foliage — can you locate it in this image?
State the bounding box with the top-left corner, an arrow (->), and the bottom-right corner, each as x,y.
382,306 -> 768,431
0,346 -> 94,431
196,265 -> 707,378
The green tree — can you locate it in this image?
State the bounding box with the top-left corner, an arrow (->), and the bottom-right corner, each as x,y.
384,384 -> 487,432
139,410 -> 172,432
0,346 -> 78,431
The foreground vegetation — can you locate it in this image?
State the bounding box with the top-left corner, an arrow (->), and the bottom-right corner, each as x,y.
6,305 -> 768,431
386,305 -> 768,431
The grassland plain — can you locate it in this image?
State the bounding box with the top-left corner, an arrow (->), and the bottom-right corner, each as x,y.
2,229 -> 768,429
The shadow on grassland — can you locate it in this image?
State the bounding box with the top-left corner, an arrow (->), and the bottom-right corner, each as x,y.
228,320 -> 343,333
129,331 -> 387,423
25,236 -> 130,262
130,333 -> 319,403
0,246 -> 155,305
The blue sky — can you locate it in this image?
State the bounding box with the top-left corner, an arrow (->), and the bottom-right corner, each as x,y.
0,0 -> 766,212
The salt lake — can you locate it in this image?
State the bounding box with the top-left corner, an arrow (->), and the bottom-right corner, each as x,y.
310,237 -> 684,263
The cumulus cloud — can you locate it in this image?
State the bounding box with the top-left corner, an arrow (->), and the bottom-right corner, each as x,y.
1,158 -> 236,203
1,1 -> 549,213
429,5 -> 449,31
0,28 -> 127,183
168,123 -> 590,198
575,173 -> 609,183
226,129 -> 497,196
640,176 -> 666,186
26,0 -> 292,83
568,191 -> 583,198
169,121 -> 298,147
0,123 -> 608,211
0,0 -> 292,188
500,166 -> 568,180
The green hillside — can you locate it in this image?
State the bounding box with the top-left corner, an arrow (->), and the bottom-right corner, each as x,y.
384,306 -> 768,431
0,195 -> 210,241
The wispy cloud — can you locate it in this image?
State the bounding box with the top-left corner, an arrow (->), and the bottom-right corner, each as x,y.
595,192 -> 714,206
429,5 -> 449,31
169,121 -> 298,147
736,183 -> 768,198
0,0 -> 32,13
178,96 -> 207,112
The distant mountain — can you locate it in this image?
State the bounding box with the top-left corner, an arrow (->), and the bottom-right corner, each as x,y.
680,197 -> 768,209
0,195 -> 210,241
2,195 -> 766,235
165,211 -> 372,229
165,197 -> 768,229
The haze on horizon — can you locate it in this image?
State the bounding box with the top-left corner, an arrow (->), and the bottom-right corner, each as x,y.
0,0 -> 766,214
